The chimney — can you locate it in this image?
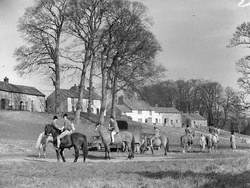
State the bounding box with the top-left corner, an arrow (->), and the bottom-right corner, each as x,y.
4,77 -> 9,84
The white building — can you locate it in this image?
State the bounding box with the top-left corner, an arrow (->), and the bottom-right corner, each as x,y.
113,96 -> 182,127
47,85 -> 101,114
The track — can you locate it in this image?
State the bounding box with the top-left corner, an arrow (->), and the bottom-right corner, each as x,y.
0,149 -> 249,163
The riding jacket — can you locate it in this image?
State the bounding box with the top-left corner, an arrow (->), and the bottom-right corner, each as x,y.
63,119 -> 74,131
109,119 -> 119,133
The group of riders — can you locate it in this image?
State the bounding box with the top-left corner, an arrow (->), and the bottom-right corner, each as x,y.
48,114 -> 119,149
47,113 -> 222,152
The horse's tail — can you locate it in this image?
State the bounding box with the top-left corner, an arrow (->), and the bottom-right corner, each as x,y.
35,132 -> 44,149
131,134 -> 135,156
166,137 -> 169,152
82,136 -> 88,162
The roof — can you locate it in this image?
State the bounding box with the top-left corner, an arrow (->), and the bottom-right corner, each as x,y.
152,107 -> 180,113
182,113 -> 206,121
0,81 -> 45,97
53,86 -> 101,100
116,104 -> 132,113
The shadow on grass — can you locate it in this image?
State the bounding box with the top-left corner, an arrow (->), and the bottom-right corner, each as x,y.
87,154 -> 115,160
123,170 -> 250,188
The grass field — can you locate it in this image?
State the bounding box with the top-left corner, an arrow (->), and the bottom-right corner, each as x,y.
1,111 -> 250,188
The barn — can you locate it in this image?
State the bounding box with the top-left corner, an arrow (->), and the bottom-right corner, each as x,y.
0,77 -> 46,112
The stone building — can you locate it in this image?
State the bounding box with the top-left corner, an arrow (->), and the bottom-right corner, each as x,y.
46,85 -> 102,114
0,77 -> 46,112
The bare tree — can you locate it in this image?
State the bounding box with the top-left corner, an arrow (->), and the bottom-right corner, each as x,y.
15,0 -> 69,113
101,0 -> 162,117
66,0 -> 106,125
229,22 -> 250,94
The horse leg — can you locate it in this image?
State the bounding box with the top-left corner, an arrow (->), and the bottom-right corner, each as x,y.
150,145 -> 154,155
56,149 -> 60,162
60,148 -> 66,162
43,145 -> 46,158
73,146 -> 79,163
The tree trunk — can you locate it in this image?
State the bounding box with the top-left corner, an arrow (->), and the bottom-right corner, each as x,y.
75,64 -> 87,126
99,68 -> 108,124
111,73 -> 118,118
87,56 -> 95,114
54,35 -> 61,113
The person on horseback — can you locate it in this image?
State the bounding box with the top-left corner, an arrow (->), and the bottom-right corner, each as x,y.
52,115 -> 59,128
150,126 -> 161,146
185,124 -> 193,144
108,115 -> 119,144
56,113 -> 75,149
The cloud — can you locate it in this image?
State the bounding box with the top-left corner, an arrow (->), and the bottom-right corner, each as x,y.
238,0 -> 250,7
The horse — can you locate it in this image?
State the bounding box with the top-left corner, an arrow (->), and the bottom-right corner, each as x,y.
35,132 -> 53,158
205,133 -> 219,152
96,123 -> 135,159
140,135 -> 169,156
180,133 -> 194,153
44,124 -> 88,162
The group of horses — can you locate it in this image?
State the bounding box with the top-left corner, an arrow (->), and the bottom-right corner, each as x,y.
35,123 -> 220,163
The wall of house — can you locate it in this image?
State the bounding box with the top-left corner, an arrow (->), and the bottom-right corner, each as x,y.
124,110 -> 155,124
122,110 -> 182,127
160,113 -> 182,127
67,98 -> 101,114
0,90 -> 45,112
191,119 -> 207,128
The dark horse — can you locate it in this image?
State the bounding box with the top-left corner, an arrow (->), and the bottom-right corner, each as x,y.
96,123 -> 135,159
44,124 -> 88,162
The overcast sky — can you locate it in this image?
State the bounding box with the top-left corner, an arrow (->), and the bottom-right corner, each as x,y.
1,0 -> 250,95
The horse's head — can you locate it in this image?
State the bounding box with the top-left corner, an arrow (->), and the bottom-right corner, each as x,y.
44,124 -> 60,137
44,124 -> 53,136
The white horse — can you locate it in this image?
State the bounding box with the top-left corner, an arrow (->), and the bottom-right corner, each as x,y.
35,132 -> 53,158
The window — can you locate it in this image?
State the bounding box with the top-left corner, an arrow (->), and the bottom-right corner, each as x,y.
145,119 -> 148,123
138,118 -> 142,122
171,120 -> 173,125
176,120 -> 178,123
155,118 -> 158,123
138,110 -> 142,114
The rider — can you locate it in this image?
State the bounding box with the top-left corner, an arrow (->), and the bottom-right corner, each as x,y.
52,115 -> 59,128
108,115 -> 119,144
150,126 -> 161,146
185,124 -> 193,144
56,113 -> 75,149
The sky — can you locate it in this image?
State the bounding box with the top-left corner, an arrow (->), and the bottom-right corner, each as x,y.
1,0 -> 250,96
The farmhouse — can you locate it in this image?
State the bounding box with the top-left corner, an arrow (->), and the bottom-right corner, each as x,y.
47,85 -> 101,114
113,96 -> 182,127
152,107 -> 182,127
182,112 -> 207,128
0,77 -> 45,112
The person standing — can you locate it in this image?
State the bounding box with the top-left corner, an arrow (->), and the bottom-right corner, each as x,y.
230,131 -> 236,150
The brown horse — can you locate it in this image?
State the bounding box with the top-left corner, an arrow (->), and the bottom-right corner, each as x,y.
96,123 -> 135,159
140,135 -> 169,156
44,124 -> 88,162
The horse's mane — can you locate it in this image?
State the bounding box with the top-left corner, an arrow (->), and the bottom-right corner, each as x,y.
46,123 -> 61,134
